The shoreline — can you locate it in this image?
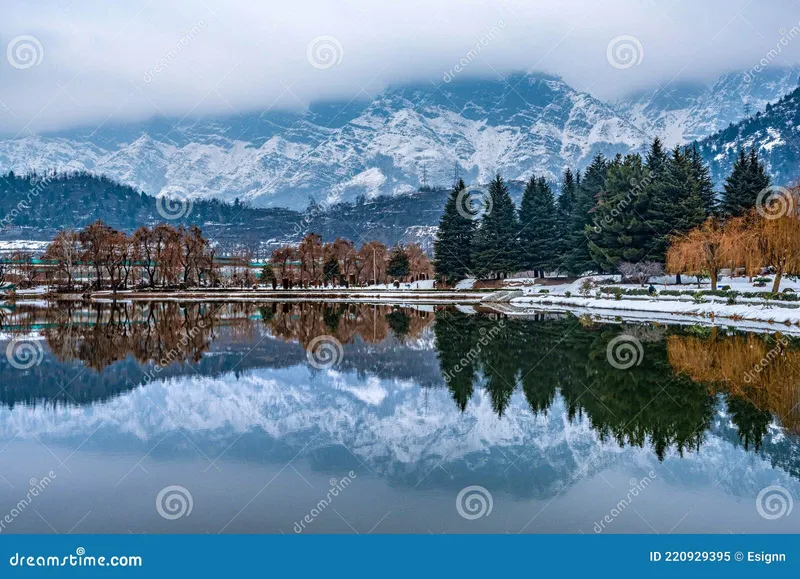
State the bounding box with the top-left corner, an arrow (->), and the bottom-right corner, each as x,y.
6,284 -> 800,333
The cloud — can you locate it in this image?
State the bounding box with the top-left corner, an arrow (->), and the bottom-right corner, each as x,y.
1,0 -> 800,134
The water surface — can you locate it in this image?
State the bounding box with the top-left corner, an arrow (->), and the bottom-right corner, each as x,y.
0,301 -> 798,534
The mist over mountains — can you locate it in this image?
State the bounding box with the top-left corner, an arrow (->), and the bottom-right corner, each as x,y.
1,67 -> 798,211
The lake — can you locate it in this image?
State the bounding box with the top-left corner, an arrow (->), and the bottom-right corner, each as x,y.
0,301 -> 798,534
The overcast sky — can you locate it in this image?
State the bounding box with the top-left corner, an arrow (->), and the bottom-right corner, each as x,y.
2,0 -> 800,134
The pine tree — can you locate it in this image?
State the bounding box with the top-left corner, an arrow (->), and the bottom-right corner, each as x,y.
587,154 -> 652,271
722,148 -> 770,216
386,245 -> 410,279
687,144 -> 716,215
645,137 -> 668,180
433,180 -> 475,283
646,147 -> 708,263
322,256 -> 340,283
518,176 -> 558,277
555,168 -> 577,272
471,174 -> 519,278
566,155 -> 606,275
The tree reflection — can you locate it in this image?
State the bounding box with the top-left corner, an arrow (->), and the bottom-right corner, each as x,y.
667,332 -> 800,437
432,309 -> 799,460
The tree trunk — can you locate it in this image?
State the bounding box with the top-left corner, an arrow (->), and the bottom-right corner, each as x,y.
675,273 -> 682,285
710,270 -> 718,291
772,271 -> 783,294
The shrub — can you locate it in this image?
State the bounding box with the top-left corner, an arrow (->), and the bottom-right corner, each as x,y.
565,291 -> 572,298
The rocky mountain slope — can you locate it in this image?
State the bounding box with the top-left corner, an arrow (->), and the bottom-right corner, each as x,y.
1,69 -> 797,210
697,83 -> 800,188
614,67 -> 799,146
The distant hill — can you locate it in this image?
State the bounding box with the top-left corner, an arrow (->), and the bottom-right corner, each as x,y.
697,86 -> 800,188
0,172 -> 450,252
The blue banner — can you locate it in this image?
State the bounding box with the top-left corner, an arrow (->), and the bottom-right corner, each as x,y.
0,535 -> 796,577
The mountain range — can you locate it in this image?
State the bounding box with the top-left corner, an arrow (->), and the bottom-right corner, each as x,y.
1,67 -> 798,211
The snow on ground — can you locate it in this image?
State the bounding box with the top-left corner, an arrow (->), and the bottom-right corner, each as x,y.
0,240 -> 50,253
454,278 -> 476,290
489,274 -> 800,328
363,279 -> 436,290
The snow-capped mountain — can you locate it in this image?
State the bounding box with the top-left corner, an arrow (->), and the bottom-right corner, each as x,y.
697,83 -> 800,187
1,68 -> 798,210
0,73 -> 647,209
614,67 -> 800,146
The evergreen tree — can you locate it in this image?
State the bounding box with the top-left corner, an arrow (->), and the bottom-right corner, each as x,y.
322,256 -> 340,283
587,154 -> 652,271
687,144 -> 717,215
645,146 -> 707,263
471,175 -> 520,278
555,168 -> 577,272
386,246 -> 410,279
645,137 -> 668,180
433,180 -> 475,283
259,264 -> 276,283
722,148 -> 770,216
566,155 -> 606,275
518,176 -> 558,277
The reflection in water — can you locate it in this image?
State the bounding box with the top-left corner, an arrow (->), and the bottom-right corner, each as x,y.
1,301 -> 800,533
1,302 -> 798,462
667,331 -> 800,439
